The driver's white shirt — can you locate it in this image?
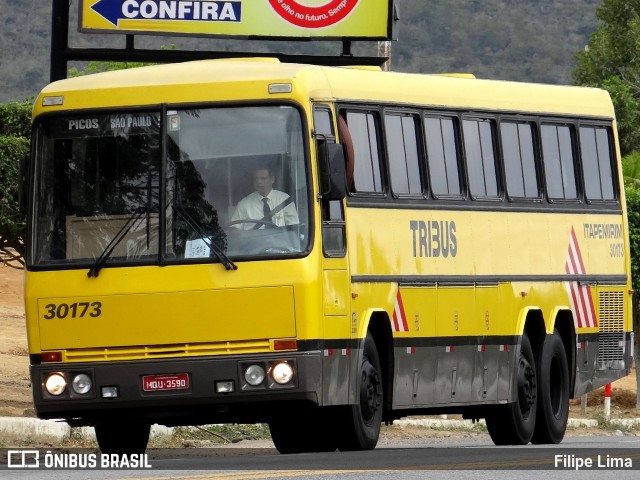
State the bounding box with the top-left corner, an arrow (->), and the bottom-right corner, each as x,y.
231,190 -> 299,230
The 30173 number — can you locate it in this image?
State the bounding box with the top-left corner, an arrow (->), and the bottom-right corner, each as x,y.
610,243 -> 624,258
43,302 -> 102,320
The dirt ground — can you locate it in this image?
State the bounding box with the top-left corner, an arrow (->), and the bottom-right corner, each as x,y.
0,264 -> 637,420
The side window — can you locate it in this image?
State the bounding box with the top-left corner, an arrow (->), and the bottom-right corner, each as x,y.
500,121 -> 539,199
314,106 -> 346,257
541,124 -> 578,200
579,126 -> 616,201
345,111 -> 383,193
384,112 -> 422,196
462,118 -> 498,198
313,108 -> 334,137
424,116 -> 462,197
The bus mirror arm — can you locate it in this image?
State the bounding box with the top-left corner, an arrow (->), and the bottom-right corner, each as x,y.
318,142 -> 347,201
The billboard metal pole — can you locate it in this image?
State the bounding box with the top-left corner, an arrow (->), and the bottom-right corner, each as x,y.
50,0 -> 70,82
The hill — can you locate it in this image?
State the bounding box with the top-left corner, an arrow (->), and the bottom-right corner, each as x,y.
1,0 -> 602,103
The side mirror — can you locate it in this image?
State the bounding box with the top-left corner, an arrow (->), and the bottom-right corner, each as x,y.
318,142 -> 347,201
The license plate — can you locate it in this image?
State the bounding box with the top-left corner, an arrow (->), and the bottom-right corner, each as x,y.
142,373 -> 190,392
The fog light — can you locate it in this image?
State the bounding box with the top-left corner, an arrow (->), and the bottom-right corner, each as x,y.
45,373 -> 67,396
101,386 -> 119,399
215,380 -> 235,393
244,365 -> 265,386
271,362 -> 294,385
72,374 -> 92,394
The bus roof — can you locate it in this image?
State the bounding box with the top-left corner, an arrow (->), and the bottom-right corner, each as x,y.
35,58 -> 614,119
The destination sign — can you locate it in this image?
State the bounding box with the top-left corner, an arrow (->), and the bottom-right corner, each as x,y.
80,0 -> 394,39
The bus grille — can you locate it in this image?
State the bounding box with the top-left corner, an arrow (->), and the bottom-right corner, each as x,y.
62,339 -> 272,362
597,291 -> 625,365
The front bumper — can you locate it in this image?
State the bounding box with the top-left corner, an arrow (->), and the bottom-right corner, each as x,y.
31,351 -> 322,426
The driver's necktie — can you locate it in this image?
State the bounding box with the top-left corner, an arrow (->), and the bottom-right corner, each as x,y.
262,197 -> 271,219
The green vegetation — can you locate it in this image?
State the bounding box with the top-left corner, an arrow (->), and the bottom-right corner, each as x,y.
573,0 -> 640,406
574,0 -> 640,155
0,100 -> 31,266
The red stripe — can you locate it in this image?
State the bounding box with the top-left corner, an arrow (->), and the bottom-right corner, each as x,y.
570,227 -> 587,273
567,241 -> 582,275
396,291 -> 409,331
392,310 -> 400,331
577,285 -> 592,328
585,286 -> 597,327
565,227 -> 597,328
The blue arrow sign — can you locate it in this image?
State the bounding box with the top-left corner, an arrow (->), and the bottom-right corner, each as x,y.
91,0 -> 242,27
92,0 -> 124,26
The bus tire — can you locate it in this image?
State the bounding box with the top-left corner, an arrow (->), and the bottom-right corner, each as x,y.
95,423 -> 150,454
531,331 -> 570,444
337,333 -> 383,451
485,332 -> 537,445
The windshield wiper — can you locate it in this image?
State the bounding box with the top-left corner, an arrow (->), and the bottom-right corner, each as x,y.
174,207 -> 237,271
87,208 -> 146,278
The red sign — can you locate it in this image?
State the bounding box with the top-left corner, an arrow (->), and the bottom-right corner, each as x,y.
267,0 -> 360,29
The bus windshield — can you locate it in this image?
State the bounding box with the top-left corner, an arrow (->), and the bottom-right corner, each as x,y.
30,105 -> 310,268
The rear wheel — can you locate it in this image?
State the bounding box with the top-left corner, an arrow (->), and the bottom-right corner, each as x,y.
95,423 -> 150,454
337,333 -> 383,451
485,333 -> 537,445
531,330 -> 570,444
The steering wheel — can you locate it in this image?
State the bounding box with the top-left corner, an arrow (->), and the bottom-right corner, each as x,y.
260,246 -> 295,254
226,219 -> 278,229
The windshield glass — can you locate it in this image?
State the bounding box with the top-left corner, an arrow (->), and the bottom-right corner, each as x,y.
29,105 -> 310,268
166,106 -> 309,260
31,112 -> 162,266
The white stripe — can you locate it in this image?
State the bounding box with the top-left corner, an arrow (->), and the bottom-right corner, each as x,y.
568,239 -> 584,274
394,301 -> 406,332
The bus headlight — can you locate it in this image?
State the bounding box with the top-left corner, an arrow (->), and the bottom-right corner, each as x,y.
71,374 -> 92,395
271,361 -> 294,385
244,365 -> 265,386
45,373 -> 67,396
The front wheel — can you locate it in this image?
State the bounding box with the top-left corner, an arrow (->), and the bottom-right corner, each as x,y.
336,333 -> 383,451
531,330 -> 570,444
95,423 -> 150,454
485,333 -> 537,445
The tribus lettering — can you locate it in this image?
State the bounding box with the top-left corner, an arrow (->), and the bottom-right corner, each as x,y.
410,220 -> 457,258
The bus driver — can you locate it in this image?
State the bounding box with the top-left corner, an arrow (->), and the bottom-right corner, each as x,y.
231,166 -> 299,229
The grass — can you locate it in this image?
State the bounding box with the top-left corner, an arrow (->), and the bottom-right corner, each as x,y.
0,423 -> 272,449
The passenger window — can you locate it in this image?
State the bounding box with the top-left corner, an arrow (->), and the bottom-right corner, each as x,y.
385,113 -> 422,195
541,124 -> 578,200
580,126 -> 616,201
345,111 -> 383,193
462,118 -> 498,198
500,122 -> 539,199
424,116 -> 461,197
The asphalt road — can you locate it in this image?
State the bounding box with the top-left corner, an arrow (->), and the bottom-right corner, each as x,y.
2,435 -> 639,480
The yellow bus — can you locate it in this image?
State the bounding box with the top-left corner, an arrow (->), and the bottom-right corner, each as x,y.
25,58 -> 633,454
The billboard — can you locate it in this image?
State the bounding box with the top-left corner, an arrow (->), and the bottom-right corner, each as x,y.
80,0 -> 395,39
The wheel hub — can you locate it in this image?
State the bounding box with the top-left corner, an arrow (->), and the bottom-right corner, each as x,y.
360,360 -> 381,422
517,356 -> 536,413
